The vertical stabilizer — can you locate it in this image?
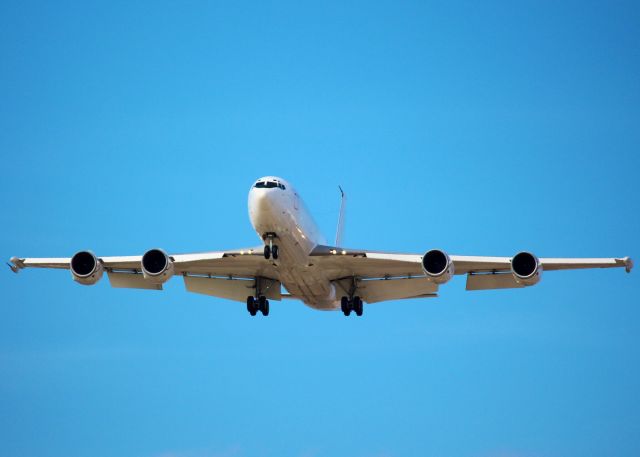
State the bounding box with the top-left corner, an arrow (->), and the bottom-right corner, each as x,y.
335,186 -> 346,247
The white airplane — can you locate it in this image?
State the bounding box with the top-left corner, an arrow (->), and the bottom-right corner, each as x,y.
8,176 -> 633,317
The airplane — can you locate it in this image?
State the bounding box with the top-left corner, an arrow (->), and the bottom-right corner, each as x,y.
8,176 -> 634,317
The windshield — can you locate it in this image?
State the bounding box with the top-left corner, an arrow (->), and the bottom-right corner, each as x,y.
254,181 -> 285,190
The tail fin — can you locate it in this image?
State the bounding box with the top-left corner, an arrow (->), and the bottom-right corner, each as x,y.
335,186 -> 346,246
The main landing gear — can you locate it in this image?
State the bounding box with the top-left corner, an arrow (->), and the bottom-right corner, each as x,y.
263,233 -> 279,260
341,296 -> 363,317
247,295 -> 269,316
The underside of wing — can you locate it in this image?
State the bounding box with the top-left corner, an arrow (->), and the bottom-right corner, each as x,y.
309,245 -> 424,280
333,276 -> 438,303
310,245 -> 633,294
454,254 -> 633,291
9,247 -> 281,302
10,244 -> 633,304
450,255 -> 633,274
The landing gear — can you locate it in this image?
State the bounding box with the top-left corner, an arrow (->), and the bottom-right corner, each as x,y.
353,296 -> 363,316
341,295 -> 363,317
247,277 -> 271,317
247,295 -> 269,316
341,296 -> 350,315
247,296 -> 258,316
263,233 -> 279,260
259,295 -> 270,316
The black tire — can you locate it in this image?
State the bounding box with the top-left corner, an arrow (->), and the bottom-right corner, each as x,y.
247,296 -> 257,316
262,300 -> 270,316
271,245 -> 279,260
354,296 -> 363,316
263,245 -> 271,259
340,296 -> 349,314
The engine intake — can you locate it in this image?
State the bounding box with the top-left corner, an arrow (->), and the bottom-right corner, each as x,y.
141,248 -> 174,283
511,251 -> 542,286
70,251 -> 103,285
422,249 -> 455,284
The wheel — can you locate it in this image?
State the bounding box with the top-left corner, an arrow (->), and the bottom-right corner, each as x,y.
258,296 -> 269,316
263,245 -> 271,259
354,296 -> 363,316
247,296 -> 257,316
271,245 -> 279,260
258,295 -> 267,311
343,298 -> 352,316
340,296 -> 349,314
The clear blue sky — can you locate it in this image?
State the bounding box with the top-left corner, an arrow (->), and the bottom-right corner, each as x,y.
1,1 -> 639,456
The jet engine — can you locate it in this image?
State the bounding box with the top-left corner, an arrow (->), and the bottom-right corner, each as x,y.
141,248 -> 174,283
70,251 -> 104,285
511,251 -> 542,286
422,249 -> 455,284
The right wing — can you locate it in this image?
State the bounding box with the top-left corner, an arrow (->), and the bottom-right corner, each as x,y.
9,247 -> 281,302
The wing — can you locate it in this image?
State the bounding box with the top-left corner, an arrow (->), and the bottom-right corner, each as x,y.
9,247 -> 281,302
308,245 -> 424,279
451,254 -> 633,290
310,245 -> 633,295
449,255 -> 633,274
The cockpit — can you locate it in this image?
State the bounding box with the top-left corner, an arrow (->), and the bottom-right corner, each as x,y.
254,179 -> 286,190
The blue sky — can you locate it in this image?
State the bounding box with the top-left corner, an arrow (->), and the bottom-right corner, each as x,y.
1,1 -> 639,456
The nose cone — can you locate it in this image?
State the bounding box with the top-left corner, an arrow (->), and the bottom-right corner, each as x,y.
248,186 -> 282,229
249,187 -> 273,212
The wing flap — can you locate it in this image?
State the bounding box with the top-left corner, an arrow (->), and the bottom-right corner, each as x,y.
184,276 -> 281,302
333,277 -> 438,304
107,271 -> 163,290
465,273 -> 525,291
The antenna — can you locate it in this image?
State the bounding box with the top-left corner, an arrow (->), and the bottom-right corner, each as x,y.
335,186 -> 346,247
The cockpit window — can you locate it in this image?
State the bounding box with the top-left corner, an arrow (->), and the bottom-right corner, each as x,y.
254,181 -> 285,190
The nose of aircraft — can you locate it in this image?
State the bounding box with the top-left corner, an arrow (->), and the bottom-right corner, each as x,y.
251,187 -> 273,210
248,177 -> 289,227
249,186 -> 281,223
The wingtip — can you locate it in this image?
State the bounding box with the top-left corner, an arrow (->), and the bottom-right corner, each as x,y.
624,257 -> 633,273
7,257 -> 23,273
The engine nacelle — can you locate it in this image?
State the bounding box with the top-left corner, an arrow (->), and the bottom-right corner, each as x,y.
70,251 -> 104,285
141,248 -> 174,283
511,251 -> 542,286
422,249 -> 455,284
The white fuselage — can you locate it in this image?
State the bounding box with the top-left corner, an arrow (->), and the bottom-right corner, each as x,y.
248,176 -> 338,310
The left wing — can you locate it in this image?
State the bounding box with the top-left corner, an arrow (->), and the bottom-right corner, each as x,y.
310,245 -> 633,294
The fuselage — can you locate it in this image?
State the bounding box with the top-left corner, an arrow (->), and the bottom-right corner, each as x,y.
248,176 -> 338,309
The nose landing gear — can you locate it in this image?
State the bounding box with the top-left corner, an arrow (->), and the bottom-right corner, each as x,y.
263,233 -> 279,260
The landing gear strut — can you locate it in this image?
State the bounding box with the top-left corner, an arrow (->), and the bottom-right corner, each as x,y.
263,233 -> 279,260
341,295 -> 363,317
